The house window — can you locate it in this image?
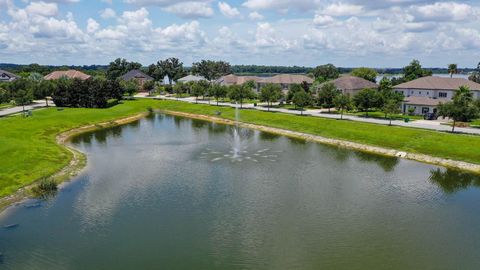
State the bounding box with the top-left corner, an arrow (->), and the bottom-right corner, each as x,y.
419,91 -> 422,95
439,92 -> 447,98
422,107 -> 429,114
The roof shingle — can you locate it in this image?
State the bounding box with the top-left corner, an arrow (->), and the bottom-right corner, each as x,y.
394,76 -> 480,91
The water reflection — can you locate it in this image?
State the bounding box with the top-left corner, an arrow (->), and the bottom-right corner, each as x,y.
429,168 -> 480,194
354,152 -> 399,172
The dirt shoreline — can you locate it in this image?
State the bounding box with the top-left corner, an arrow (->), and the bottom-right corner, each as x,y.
0,112 -> 148,214
160,109 -> 480,174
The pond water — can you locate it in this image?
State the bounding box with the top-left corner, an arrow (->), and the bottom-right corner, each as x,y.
1,114 -> 480,269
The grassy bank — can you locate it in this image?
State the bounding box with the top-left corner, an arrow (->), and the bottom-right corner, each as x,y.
1,98 -> 480,199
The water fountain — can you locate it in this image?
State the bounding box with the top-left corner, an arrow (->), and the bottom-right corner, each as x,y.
199,104 -> 281,163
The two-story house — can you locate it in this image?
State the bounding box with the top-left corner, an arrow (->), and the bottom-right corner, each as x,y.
394,76 -> 480,115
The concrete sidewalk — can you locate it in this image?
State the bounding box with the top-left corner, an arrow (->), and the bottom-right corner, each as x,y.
148,95 -> 480,135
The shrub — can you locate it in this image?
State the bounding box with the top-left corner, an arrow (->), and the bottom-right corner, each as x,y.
32,178 -> 58,198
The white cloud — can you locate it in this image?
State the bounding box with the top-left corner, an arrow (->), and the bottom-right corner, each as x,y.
25,1 -> 59,17
411,2 -> 478,22
313,14 -> 335,26
218,2 -> 240,18
100,8 -> 116,19
248,11 -> 264,20
242,0 -> 319,12
163,2 -> 214,18
87,18 -> 99,33
321,3 -> 364,17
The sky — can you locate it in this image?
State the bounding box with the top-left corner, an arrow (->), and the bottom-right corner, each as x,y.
0,0 -> 479,68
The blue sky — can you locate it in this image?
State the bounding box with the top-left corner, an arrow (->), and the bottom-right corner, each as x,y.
1,0 -> 480,68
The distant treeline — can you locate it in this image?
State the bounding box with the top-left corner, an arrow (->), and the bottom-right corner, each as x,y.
0,63 -> 476,76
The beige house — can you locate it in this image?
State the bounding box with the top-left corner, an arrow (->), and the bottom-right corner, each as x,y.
217,74 -> 313,92
318,75 -> 379,96
394,76 -> 480,115
44,70 -> 91,81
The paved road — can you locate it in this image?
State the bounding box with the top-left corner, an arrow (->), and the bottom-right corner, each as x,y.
0,100 -> 54,117
150,95 -> 480,135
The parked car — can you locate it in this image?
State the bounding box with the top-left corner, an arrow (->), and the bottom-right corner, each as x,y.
424,113 -> 438,120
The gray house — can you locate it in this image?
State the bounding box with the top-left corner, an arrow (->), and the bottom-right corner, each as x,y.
0,70 -> 19,82
120,70 -> 154,91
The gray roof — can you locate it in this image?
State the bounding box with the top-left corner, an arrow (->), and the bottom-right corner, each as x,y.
394,76 -> 480,91
0,69 -> 19,81
121,70 -> 154,81
321,75 -> 379,91
403,96 -> 444,106
178,75 -> 206,83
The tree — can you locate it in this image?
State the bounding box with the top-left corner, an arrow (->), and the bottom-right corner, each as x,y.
382,99 -> 401,126
15,89 -> 33,113
333,93 -> 351,120
317,82 -> 340,112
209,84 -> 228,105
448,64 -> 458,78
121,80 -> 140,97
311,64 -> 339,82
228,83 -> 255,109
403,59 -> 432,82
143,80 -> 155,94
469,62 -> 480,83
191,80 -> 209,103
378,77 -> 404,114
173,82 -> 189,99
292,90 -> 312,115
259,83 -> 283,111
438,86 -> 479,132
351,67 -> 378,83
191,60 -> 231,81
156,57 -> 185,85
106,58 -> 142,80
0,87 -> 9,104
287,84 -> 303,105
353,88 -> 380,116
37,80 -> 55,106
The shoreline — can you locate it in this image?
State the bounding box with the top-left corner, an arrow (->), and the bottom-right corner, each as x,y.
0,112 -> 149,214
159,109 -> 480,174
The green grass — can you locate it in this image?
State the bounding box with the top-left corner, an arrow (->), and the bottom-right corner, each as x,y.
0,103 -> 14,110
2,98 -> 480,199
346,111 -> 424,120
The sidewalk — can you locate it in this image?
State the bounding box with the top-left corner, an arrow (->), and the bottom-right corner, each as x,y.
0,100 -> 54,117
147,95 -> 480,135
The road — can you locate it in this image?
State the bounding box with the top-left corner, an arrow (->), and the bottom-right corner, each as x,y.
151,95 -> 480,135
0,100 -> 54,117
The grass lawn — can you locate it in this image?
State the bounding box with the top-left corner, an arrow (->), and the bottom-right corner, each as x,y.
345,110 -> 424,121
0,103 -> 15,110
2,98 -> 480,199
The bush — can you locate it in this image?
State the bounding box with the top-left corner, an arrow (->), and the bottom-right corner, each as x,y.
32,178 -> 58,198
106,99 -> 119,108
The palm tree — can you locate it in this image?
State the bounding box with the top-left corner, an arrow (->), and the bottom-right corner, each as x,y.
448,64 -> 458,78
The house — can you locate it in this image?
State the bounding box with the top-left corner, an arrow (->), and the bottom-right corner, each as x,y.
217,74 -> 263,86
120,70 -> 153,86
394,76 -> 480,115
44,70 -> 91,80
319,75 -> 379,96
0,69 -> 19,82
258,74 -> 314,92
217,74 -> 313,92
177,75 -> 206,83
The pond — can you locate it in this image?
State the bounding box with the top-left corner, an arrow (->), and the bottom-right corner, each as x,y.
1,114 -> 480,269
